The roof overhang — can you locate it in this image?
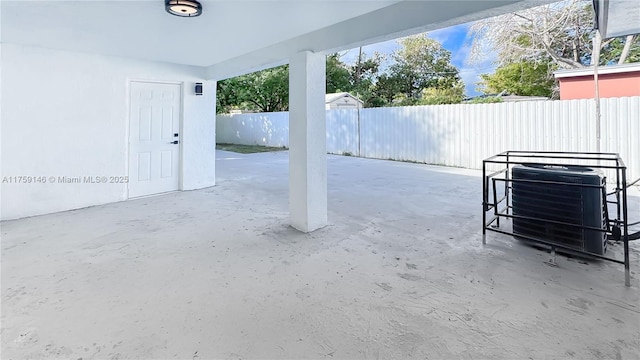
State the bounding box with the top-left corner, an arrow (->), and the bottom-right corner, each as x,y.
554,63 -> 640,78
1,0 -> 556,80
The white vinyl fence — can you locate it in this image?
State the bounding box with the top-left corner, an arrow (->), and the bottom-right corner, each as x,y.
216,97 -> 639,181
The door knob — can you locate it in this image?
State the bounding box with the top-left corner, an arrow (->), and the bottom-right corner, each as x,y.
170,140 -> 179,144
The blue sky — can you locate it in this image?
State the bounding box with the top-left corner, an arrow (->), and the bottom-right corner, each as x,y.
340,23 -> 497,96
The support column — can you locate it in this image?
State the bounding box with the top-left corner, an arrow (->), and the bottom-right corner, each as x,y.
289,51 -> 327,232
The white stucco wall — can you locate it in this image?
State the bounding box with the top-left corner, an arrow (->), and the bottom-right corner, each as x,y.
1,44 -> 216,220
0,43 -> 3,220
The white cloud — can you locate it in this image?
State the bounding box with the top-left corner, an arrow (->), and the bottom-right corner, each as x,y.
453,42 -> 472,66
427,23 -> 498,96
428,25 -> 468,46
459,53 -> 497,96
339,39 -> 399,66
452,25 -> 497,96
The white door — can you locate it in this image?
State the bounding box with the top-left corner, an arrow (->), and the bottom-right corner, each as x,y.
128,81 -> 181,198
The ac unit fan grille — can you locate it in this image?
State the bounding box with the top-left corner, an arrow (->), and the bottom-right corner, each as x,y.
511,165 -> 607,255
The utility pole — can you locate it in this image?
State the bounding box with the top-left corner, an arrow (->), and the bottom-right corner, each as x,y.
592,31 -> 602,155
355,46 -> 363,87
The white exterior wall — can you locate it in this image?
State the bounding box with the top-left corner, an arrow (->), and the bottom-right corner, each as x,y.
0,43 -> 3,220
216,97 -> 639,181
1,44 -> 216,220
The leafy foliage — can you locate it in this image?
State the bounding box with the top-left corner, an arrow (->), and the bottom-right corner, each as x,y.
375,35 -> 461,106
465,96 -> 503,104
470,0 -> 639,99
326,54 -> 352,93
600,36 -> 640,64
478,61 -> 556,98
470,0 -> 639,68
418,79 -> 465,105
217,35 -> 465,112
349,52 -> 384,107
217,55 -> 368,113
217,65 -> 289,113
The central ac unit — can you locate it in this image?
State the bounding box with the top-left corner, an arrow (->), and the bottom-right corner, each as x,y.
511,164 -> 607,255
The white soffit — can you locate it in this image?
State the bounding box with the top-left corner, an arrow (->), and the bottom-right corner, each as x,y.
0,0 -> 398,67
1,0 -> 554,79
205,0 -> 555,79
595,0 -> 640,38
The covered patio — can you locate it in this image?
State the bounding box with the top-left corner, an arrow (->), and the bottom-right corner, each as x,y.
3,152 -> 638,359
1,0 -> 557,229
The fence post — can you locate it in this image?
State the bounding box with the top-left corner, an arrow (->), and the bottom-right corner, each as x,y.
357,107 -> 361,157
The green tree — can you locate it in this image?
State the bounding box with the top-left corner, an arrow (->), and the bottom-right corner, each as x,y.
418,79 -> 465,105
478,61 -> 556,98
349,51 -> 383,107
374,35 -> 461,106
326,54 -> 352,93
468,1 -> 640,101
216,76 -> 243,114
217,54 -> 372,113
371,73 -> 400,106
470,0 -> 639,68
466,96 -> 503,104
216,65 -> 289,113
600,36 -> 640,64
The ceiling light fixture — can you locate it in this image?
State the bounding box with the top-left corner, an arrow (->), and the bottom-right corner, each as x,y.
165,0 -> 202,17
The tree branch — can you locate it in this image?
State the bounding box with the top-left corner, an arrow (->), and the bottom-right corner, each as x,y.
618,35 -> 634,64
542,40 -> 583,68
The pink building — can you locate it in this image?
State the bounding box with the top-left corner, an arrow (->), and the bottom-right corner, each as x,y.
554,63 -> 640,100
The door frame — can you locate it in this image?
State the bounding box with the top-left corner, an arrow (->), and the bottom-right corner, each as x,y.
126,79 -> 184,199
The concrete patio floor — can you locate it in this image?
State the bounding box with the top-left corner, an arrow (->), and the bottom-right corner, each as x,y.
2,150 -> 639,360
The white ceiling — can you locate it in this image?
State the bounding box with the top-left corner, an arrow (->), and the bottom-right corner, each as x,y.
1,0 -> 553,79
